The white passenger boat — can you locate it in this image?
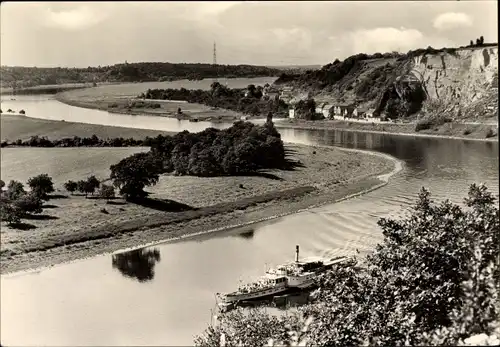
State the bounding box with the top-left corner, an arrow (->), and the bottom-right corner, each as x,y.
216,245 -> 356,309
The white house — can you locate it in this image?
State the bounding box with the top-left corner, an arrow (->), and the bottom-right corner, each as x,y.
315,102 -> 328,115
288,107 -> 295,119
323,104 -> 335,119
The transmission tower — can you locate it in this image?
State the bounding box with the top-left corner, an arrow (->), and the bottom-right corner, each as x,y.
213,41 -> 218,82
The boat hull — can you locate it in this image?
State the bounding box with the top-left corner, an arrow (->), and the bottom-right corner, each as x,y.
222,285 -> 288,303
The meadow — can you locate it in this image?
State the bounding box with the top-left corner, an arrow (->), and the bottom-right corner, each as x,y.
0,114 -> 175,142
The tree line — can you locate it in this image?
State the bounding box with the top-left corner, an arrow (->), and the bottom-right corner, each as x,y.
109,121 -> 287,200
1,135 -> 149,148
140,82 -> 289,117
0,63 -> 281,89
195,184 -> 500,346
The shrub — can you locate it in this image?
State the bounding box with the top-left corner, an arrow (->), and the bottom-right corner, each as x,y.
99,184 -> 115,200
463,128 -> 472,135
0,202 -> 22,225
13,193 -> 43,215
27,174 -> 54,200
485,128 -> 496,138
5,180 -> 26,201
415,119 -> 432,131
64,180 -> 78,194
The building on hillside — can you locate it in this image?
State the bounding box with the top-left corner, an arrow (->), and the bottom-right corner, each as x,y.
280,86 -> 294,101
356,107 -> 368,119
288,105 -> 296,119
365,108 -> 376,118
315,102 -> 328,115
323,104 -> 335,119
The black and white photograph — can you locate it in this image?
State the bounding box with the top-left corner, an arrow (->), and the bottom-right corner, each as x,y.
0,1 -> 498,346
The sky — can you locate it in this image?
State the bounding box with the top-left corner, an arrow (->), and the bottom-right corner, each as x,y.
0,1 -> 497,67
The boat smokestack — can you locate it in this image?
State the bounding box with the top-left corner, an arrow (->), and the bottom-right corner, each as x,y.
295,245 -> 299,262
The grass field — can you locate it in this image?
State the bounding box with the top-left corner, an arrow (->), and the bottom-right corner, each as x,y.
58,77 -> 277,99
0,114 -> 175,141
0,144 -> 396,273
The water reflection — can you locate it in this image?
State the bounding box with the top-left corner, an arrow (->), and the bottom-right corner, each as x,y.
111,248 -> 161,283
237,230 -> 255,239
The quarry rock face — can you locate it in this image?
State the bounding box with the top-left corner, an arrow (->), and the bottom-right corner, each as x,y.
410,47 -> 498,120
281,46 -> 498,122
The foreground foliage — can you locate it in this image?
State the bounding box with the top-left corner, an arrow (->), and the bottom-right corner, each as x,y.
195,184 -> 499,346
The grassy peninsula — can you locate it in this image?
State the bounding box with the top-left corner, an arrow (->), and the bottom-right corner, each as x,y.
0,118 -> 396,274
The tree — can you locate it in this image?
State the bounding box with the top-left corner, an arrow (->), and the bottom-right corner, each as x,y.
27,174 -> 54,200
64,180 -> 78,194
480,36 -> 484,45
13,193 -> 43,215
195,184 -> 500,346
99,184 -> 115,200
0,179 -> 5,190
6,180 -> 26,201
476,38 -> 481,46
470,40 -> 474,46
0,202 -> 22,225
76,180 -> 87,196
110,152 -> 163,200
86,175 -> 100,195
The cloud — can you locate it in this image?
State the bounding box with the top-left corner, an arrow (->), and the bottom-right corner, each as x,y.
433,12 -> 473,31
346,27 -> 425,54
42,5 -> 109,31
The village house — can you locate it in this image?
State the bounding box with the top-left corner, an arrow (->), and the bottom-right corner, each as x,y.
288,104 -> 296,119
323,104 -> 334,119
315,102 -> 328,115
264,86 -> 280,100
279,86 -> 294,101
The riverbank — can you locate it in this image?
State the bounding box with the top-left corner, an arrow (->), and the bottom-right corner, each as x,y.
0,113 -> 175,142
56,90 -> 498,141
0,143 -> 398,274
276,119 -> 499,142
56,89 -> 243,123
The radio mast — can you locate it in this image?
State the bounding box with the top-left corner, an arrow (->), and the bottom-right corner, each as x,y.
213,41 -> 218,82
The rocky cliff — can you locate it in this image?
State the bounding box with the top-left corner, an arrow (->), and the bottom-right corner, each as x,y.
275,45 -> 498,122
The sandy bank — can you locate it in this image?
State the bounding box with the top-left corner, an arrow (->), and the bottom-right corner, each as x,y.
55,91 -> 242,123
276,119 -> 498,142
0,144 -> 398,275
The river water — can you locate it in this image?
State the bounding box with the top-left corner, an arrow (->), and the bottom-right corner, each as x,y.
1,94 -> 499,346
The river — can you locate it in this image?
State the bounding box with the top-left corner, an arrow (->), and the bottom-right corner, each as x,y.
1,94 -> 499,346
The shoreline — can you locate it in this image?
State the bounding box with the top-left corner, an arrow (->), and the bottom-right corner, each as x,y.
54,91 -> 498,142
0,144 -> 401,276
275,121 -> 499,143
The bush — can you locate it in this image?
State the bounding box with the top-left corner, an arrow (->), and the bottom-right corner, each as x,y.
0,202 -> 22,225
27,174 -> 54,200
415,119 -> 432,131
99,184 -> 115,200
463,128 -> 472,135
64,180 -> 78,194
196,184 -> 500,346
5,180 -> 26,201
13,193 -> 43,215
485,128 -> 496,138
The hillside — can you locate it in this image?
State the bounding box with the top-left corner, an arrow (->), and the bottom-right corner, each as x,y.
0,63 -> 281,90
274,44 -> 498,122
